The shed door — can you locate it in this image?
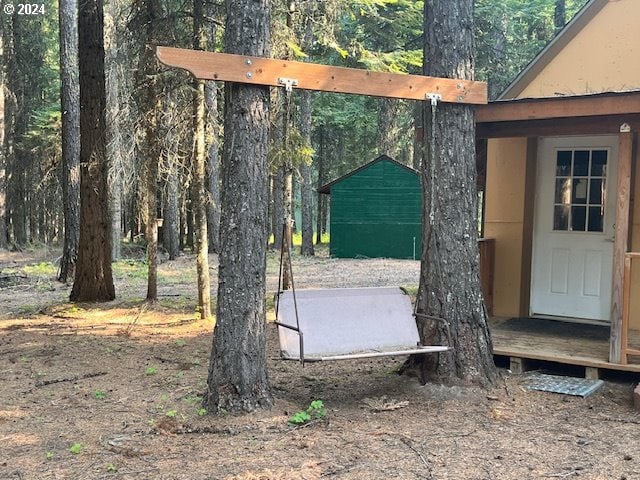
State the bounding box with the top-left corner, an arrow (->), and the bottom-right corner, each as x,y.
530,136 -> 618,322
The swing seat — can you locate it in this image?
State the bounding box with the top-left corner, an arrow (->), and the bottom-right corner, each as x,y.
275,286 -> 450,362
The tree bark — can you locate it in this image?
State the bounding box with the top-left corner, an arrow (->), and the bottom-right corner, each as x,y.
271,167 -> 284,248
104,4 -> 122,261
299,89 -> 314,256
70,0 -> 115,302
136,0 -> 162,301
163,163 -> 180,259
205,81 -> 221,254
554,0 -> 566,32
58,0 -> 81,282
298,12 -> 314,256
315,125 -> 327,245
204,0 -> 272,413
193,0 -> 211,319
0,26 -> 8,250
376,98 -> 399,158
409,0 -> 497,387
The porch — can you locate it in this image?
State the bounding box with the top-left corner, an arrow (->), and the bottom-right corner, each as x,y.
490,316 -> 640,377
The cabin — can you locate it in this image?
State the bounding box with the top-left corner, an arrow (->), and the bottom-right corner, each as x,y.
476,0 -> 640,375
318,155 -> 422,260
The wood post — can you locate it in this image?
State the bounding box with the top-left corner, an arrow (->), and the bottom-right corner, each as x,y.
610,129 -> 634,363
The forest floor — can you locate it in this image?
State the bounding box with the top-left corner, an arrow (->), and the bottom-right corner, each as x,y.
1,246 -> 640,480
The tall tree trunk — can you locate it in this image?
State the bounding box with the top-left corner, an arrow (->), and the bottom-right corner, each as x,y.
163,163 -> 180,259
298,12 -> 314,256
299,90 -> 314,256
70,0 -> 115,302
137,0 -> 162,301
0,27 -> 7,250
144,94 -> 160,301
315,124 -> 326,245
58,0 -> 81,282
271,167 -> 284,248
205,81 -> 221,254
162,93 -> 180,260
412,101 -> 423,170
376,98 -> 399,158
105,4 -> 122,261
410,0 -> 496,387
204,0 -> 272,413
554,0 -> 566,32
193,0 -> 211,319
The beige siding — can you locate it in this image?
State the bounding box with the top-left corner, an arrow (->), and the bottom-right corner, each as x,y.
484,138 -> 528,317
518,0 -> 640,98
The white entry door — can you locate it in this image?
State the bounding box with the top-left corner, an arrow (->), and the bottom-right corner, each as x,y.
531,136 -> 618,322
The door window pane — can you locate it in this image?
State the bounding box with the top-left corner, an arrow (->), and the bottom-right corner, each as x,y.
591,150 -> 608,176
556,151 -> 572,176
588,206 -> 604,232
555,178 -> 571,204
571,206 -> 586,231
572,178 -> 588,204
573,151 -> 589,176
589,178 -> 604,205
552,148 -> 608,233
554,205 -> 569,230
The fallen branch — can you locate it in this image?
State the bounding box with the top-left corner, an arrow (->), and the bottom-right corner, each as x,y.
34,371 -> 107,388
596,415 -> 640,425
400,436 -> 433,477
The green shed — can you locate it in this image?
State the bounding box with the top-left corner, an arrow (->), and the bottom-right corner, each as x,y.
318,155 -> 422,259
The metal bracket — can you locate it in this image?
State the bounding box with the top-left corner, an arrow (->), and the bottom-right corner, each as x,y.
426,93 -> 442,107
278,77 -> 299,93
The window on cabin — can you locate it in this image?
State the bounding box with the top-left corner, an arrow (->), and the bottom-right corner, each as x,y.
553,149 -> 608,233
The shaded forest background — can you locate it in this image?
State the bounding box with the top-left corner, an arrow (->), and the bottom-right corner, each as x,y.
0,0 -> 587,258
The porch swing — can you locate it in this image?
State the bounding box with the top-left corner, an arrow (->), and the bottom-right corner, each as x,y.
273,224 -> 452,364
154,46 -> 486,364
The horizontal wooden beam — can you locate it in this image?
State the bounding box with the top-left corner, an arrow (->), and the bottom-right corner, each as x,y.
156,46 -> 488,105
476,91 -> 640,123
476,114 -> 640,139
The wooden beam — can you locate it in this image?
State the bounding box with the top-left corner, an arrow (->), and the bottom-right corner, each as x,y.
610,130 -> 635,364
476,92 -> 640,123
156,46 -> 488,105
476,114 -> 640,139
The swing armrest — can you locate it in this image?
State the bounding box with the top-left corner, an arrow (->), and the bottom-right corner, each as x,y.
274,321 -> 306,365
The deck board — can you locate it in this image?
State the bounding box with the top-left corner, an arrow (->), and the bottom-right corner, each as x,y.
490,317 -> 640,373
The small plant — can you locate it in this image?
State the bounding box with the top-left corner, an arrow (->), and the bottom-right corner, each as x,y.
69,443 -> 83,455
165,409 -> 178,418
288,400 -> 327,426
197,407 -> 207,417
94,390 -> 107,400
145,366 -> 158,375
106,463 -> 118,473
175,338 -> 186,347
45,451 -> 55,460
183,393 -> 202,406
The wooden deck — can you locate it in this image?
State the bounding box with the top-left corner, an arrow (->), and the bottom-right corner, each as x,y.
490,317 -> 640,376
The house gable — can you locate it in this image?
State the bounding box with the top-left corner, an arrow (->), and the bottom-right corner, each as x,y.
502,0 -> 640,99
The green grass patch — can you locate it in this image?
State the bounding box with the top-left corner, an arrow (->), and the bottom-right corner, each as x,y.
23,261 -> 57,277
112,260 -> 149,280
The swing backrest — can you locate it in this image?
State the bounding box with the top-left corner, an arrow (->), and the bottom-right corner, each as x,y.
276,286 -> 428,361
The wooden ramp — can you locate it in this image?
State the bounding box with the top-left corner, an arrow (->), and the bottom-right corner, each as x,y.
490,317 -> 640,377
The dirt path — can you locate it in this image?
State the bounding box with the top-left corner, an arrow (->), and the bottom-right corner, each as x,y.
1,249 -> 639,479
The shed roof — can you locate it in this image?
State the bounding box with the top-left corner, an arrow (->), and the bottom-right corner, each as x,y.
499,0 -> 607,99
318,155 -> 419,195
